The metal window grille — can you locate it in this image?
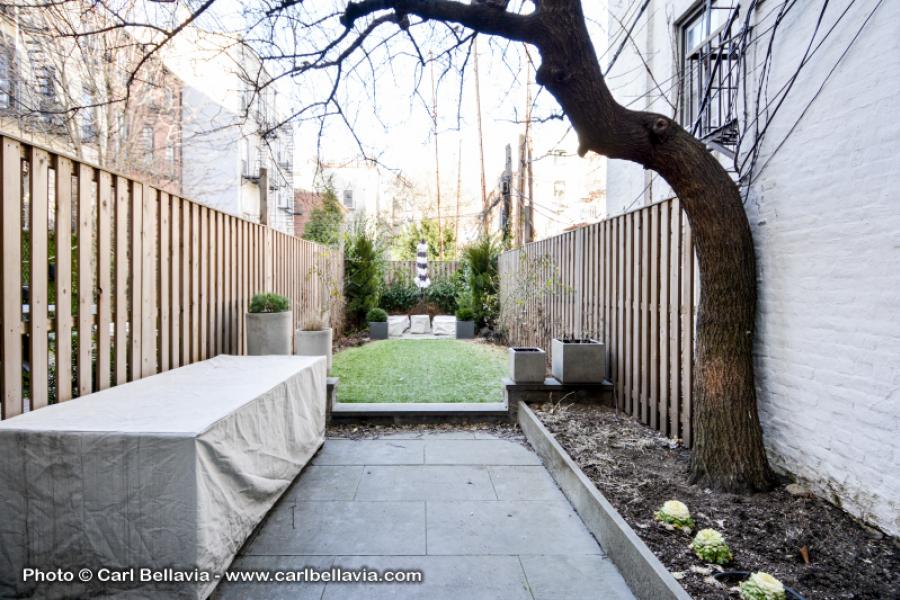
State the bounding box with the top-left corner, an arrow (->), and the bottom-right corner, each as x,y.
680,2 -> 743,154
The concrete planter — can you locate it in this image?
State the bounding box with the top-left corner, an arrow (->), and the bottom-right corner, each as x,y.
456,321 -> 475,339
551,338 -> 606,383
295,328 -> 333,370
508,347 -> 547,383
245,311 -> 292,355
369,321 -> 388,340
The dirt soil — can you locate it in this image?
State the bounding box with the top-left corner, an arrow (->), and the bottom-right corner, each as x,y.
534,402 -> 900,600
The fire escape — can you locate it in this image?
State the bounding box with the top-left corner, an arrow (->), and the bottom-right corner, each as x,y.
682,2 -> 744,163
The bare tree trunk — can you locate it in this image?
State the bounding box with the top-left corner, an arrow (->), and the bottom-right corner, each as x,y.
530,2 -> 773,492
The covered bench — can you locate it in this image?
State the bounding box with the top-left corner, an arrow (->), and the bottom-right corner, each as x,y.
0,354 -> 326,599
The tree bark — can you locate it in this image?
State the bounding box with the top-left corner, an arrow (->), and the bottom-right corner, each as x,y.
341,0 -> 774,492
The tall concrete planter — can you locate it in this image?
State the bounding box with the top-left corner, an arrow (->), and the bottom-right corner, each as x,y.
456,320 -> 475,339
295,328 -> 333,370
551,338 -> 606,383
509,347 -> 547,383
369,321 -> 388,340
245,312 -> 292,355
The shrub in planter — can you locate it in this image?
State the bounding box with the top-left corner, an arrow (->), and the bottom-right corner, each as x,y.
653,499 -> 694,532
367,307 -> 389,340
739,572 -> 787,600
455,306 -> 475,339
690,528 -> 733,564
295,314 -> 333,370
246,293 -> 292,355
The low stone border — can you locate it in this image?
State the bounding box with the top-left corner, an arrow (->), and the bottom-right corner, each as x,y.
518,401 -> 692,600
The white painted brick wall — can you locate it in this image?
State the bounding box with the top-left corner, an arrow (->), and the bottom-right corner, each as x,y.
606,0 -> 900,536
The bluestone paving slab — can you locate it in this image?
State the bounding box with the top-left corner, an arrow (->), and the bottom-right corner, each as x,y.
244,501 -> 426,556
426,500 -> 601,555
424,439 -> 542,465
282,466 -> 363,501
520,554 -> 636,600
377,430 -> 478,440
213,556 -> 333,600
321,555 -> 533,600
312,439 -> 424,465
489,466 -> 566,501
354,465 -> 497,501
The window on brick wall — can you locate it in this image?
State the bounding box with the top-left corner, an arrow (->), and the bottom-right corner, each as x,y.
0,51 -> 12,110
142,125 -> 154,162
81,91 -> 96,142
679,1 -> 741,153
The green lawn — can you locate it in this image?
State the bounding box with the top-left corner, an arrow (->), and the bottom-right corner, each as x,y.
331,339 -> 508,403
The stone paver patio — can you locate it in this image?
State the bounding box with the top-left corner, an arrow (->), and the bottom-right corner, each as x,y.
215,431 -> 635,599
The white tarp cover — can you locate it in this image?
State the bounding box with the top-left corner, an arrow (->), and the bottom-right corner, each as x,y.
0,355 -> 326,600
409,314 -> 431,334
387,315 -> 410,337
432,315 -> 456,336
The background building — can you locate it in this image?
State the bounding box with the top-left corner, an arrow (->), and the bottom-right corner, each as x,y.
161,29 -> 295,234
0,3 -> 183,195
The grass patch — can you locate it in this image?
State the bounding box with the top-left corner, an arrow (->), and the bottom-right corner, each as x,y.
331,339 -> 507,403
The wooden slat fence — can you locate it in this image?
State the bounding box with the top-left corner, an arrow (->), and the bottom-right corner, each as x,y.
0,134 -> 343,420
384,260 -> 460,284
498,197 -> 699,445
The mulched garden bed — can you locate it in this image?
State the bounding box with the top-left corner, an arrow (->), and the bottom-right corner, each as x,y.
533,402 -> 900,600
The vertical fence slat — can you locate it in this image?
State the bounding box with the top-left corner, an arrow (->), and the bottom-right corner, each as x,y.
170,196 -> 181,369
29,148 -> 50,409
159,193 -> 170,372
130,182 -> 143,381
649,203 -> 660,431
190,201 -> 200,363
114,177 -> 129,386
669,200 -> 682,441
640,207 -> 650,425
96,171 -> 112,391
141,188 -> 156,377
681,219 -> 694,447
658,200 -> 670,437
76,162 -> 93,398
55,156 -> 73,403
1,139 -> 22,417
199,207 -> 208,360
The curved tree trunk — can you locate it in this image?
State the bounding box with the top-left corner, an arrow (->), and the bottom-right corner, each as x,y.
529,1 -> 773,492
341,0 -> 774,492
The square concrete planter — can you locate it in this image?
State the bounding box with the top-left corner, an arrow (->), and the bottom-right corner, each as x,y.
369,321 -> 388,340
551,338 -> 606,383
508,347 -> 546,383
245,311 -> 292,355
295,328 -> 333,370
456,320 -> 475,339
